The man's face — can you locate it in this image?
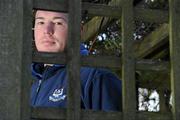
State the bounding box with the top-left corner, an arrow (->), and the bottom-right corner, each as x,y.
34,10 -> 68,52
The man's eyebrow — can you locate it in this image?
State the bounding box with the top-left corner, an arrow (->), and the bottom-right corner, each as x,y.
53,17 -> 68,22
35,16 -> 68,22
35,17 -> 44,20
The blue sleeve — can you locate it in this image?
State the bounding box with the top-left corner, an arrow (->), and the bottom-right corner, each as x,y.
90,70 -> 122,111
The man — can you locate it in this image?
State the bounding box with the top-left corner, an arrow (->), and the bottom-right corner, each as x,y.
31,10 -> 122,111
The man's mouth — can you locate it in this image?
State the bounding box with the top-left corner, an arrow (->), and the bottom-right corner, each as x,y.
42,40 -> 55,45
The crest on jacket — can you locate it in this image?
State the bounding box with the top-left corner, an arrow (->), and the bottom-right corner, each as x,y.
49,88 -> 66,102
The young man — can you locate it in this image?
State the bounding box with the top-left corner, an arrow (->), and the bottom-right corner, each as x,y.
31,10 -> 122,111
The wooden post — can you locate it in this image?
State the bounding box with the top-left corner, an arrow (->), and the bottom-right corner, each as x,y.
67,0 -> 81,120
121,0 -> 136,119
169,0 -> 180,119
0,0 -> 32,120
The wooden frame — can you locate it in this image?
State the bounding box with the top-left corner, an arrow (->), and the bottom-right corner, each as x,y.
0,0 -> 178,119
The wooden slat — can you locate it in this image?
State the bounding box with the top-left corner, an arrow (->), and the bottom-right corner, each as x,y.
31,107 -> 66,120
33,0 -> 68,12
136,60 -> 169,72
136,112 -> 172,120
82,0 -> 122,41
21,0 -> 32,120
32,51 -> 67,64
159,89 -> 170,113
31,108 -> 122,120
82,2 -> 122,17
83,3 -> 168,23
82,7 -> 168,41
81,110 -> 122,120
151,48 -> 169,60
134,8 -> 168,23
32,51 -> 122,68
32,52 -> 169,71
66,0 -> 81,120
121,0 -> 136,119
0,0 -> 31,120
33,0 -> 168,23
169,0 -> 180,119
31,107 -> 172,120
134,24 -> 169,59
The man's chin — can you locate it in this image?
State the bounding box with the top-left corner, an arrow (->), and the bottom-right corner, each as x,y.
37,48 -> 62,53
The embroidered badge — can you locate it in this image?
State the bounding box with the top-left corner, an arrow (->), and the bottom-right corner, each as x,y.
49,88 -> 67,102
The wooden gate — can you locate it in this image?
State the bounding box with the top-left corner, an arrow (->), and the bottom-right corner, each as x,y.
0,0 -> 179,120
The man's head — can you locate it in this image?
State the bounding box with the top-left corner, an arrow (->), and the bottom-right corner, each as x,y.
34,10 -> 68,52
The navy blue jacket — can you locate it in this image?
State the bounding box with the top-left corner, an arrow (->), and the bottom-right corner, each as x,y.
31,63 -> 122,111
31,44 -> 121,111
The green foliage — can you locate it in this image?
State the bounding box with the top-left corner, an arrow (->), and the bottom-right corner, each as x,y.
103,38 -> 121,52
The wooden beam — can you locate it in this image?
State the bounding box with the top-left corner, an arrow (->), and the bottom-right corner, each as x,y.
82,0 -> 122,41
33,52 -> 169,72
34,0 -> 169,42
0,0 -> 32,120
83,3 -> 168,23
134,23 -> 169,59
33,0 -> 168,42
82,7 -> 168,42
169,0 -> 180,119
121,0 -> 136,119
151,48 -> 169,60
82,2 -> 122,17
136,60 -> 169,72
31,107 -> 172,120
33,0 -> 68,12
21,0 -> 33,120
134,8 -> 168,23
82,17 -> 105,41
67,0 -> 81,120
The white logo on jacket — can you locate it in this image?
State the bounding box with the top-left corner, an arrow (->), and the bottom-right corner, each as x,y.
49,88 -> 66,102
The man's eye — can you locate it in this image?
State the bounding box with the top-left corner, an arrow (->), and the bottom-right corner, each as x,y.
36,21 -> 44,25
54,22 -> 63,25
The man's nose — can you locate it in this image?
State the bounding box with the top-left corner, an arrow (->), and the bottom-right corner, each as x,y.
44,23 -> 54,35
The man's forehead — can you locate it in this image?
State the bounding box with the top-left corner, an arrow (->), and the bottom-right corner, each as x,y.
35,10 -> 68,19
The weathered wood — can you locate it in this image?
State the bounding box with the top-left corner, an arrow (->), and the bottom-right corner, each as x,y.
31,107 -> 172,120
33,0 -> 122,14
31,107 -> 66,120
83,3 -> 169,23
151,48 -> 169,60
82,16 -> 104,41
0,0 -> 31,120
159,89 -> 170,113
32,51 -> 169,71
21,0 -> 32,120
121,0 -> 136,119
134,8 -> 168,23
136,111 -> 172,120
138,72 -> 170,89
85,23 -> 170,66
134,23 -> 169,59
82,7 -> 168,42
31,107 -> 122,120
33,0 -> 68,12
32,51 -> 67,64
82,2 -> 122,17
136,60 -> 169,72
33,0 -> 169,42
169,0 -> 180,119
67,0 -> 81,120
82,0 -> 122,41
